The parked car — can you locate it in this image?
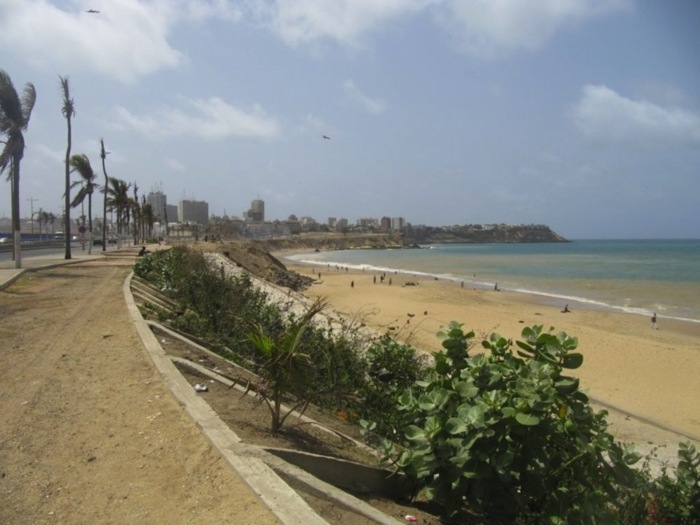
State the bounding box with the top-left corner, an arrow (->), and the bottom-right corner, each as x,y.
93,238 -> 103,246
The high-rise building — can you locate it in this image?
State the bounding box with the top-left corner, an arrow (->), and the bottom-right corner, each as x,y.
146,191 -> 168,223
165,205 -> 178,224
391,217 -> 405,232
178,199 -> 209,225
245,199 -> 265,222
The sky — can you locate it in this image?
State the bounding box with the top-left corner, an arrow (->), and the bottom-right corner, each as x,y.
1,0 -> 698,239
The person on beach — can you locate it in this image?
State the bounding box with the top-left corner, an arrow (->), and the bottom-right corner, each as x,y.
351,280 -> 354,288
651,313 -> 658,329
562,304 -> 571,313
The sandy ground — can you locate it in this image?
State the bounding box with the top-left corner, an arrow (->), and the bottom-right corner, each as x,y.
287,260 -> 700,461
0,257 -> 278,525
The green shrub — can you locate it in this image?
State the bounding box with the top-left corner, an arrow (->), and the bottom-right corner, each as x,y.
381,322 -> 640,523
357,336 -> 430,441
647,443 -> 700,524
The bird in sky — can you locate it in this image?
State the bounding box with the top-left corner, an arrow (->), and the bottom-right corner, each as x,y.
86,9 -> 100,14
322,135 -> 331,140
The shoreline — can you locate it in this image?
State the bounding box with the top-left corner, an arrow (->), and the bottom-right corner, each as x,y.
284,247 -> 700,325
277,251 -> 700,443
282,249 -> 700,328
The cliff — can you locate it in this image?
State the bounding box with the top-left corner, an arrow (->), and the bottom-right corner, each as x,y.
405,224 -> 568,244
212,233 -> 412,291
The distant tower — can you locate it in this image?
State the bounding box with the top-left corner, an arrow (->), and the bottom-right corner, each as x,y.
250,199 -> 265,222
146,189 -> 167,223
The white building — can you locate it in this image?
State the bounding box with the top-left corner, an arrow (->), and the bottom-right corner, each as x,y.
391,217 -> 405,232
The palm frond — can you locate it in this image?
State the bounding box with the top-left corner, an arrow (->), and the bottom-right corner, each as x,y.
0,69 -> 22,125
59,75 -> 75,119
20,83 -> 36,129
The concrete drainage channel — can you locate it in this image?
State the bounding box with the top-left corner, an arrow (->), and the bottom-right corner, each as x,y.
125,272 -> 408,525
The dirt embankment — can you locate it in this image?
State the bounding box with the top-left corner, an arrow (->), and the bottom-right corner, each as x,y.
199,233 -> 411,291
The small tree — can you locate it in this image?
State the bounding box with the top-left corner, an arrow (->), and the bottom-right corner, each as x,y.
245,298 -> 328,433
69,153 -> 97,254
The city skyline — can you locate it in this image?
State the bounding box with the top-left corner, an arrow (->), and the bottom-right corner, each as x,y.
1,1 -> 698,239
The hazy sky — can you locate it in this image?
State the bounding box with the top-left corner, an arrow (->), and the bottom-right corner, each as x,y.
1,0 -> 698,239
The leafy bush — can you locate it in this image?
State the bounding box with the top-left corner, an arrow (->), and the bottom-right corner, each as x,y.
381,322 -> 640,523
647,442 -> 700,524
135,247 -> 283,351
357,336 -> 430,441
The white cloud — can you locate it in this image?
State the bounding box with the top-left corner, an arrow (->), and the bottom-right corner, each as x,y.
0,0 -> 184,84
343,80 -> 386,114
115,96 -> 281,139
32,143 -> 65,165
183,0 -> 244,21
253,0 -> 437,47
435,0 -> 632,58
296,113 -> 327,134
571,84 -> 700,146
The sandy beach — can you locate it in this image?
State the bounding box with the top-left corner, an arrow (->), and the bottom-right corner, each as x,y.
284,257 -> 700,445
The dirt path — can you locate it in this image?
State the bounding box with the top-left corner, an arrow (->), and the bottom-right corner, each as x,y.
0,258 -> 278,525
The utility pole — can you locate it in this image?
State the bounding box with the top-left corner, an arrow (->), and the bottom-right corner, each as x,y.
26,196 -> 38,235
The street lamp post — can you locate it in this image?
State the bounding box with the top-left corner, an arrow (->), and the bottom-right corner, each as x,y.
26,196 -> 38,235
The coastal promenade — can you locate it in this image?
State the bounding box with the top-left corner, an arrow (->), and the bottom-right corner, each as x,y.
0,247 -> 283,524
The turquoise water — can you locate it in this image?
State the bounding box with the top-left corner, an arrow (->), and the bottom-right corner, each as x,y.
285,240 -> 700,323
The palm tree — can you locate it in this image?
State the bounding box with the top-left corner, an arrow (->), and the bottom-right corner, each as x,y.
69,154 -> 97,254
60,76 -> 75,260
245,298 -> 328,433
142,199 -> 154,240
105,177 -> 130,244
0,69 -> 36,269
48,212 -> 57,237
40,210 -> 51,241
99,139 -> 109,250
34,207 -> 44,241
129,182 -> 139,244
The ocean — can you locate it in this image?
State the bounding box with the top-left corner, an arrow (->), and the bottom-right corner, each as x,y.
285,239 -> 700,324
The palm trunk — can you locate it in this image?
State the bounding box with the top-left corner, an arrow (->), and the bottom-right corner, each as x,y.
101,140 -> 108,252
11,159 -> 21,268
87,194 -> 93,255
64,117 -> 72,260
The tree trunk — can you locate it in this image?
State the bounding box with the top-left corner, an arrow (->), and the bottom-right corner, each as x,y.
64,117 -> 72,260
11,159 -> 21,268
87,194 -> 93,255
